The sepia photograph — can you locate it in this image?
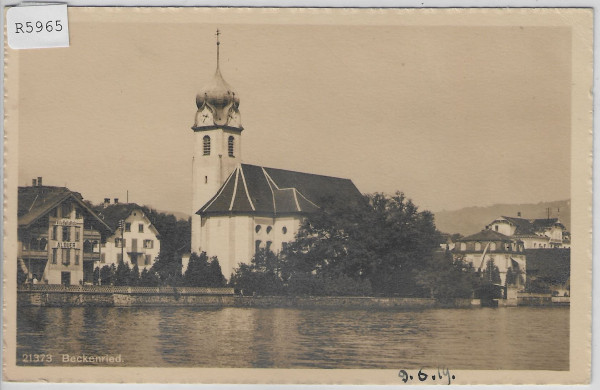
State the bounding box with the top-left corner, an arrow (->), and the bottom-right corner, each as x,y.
2,6 -> 593,385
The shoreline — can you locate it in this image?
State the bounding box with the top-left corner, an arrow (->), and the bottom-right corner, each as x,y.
16,285 -> 568,308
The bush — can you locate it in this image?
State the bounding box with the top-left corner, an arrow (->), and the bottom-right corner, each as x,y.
139,268 -> 160,286
183,252 -> 226,287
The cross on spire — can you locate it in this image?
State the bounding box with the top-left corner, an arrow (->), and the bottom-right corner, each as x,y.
216,29 -> 221,70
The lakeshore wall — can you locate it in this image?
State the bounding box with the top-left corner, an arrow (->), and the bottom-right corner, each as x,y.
18,286 -> 566,308
17,285 -> 466,309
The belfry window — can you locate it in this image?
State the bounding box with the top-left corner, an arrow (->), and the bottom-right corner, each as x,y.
203,135 -> 211,156
228,136 -> 235,157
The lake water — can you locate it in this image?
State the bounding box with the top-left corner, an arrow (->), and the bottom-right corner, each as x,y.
17,306 -> 569,370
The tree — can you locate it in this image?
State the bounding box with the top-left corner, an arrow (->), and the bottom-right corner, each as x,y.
113,261 -> 131,286
279,192 -> 442,296
184,252 -> 210,286
415,251 -> 479,301
130,264 -> 140,286
93,266 -> 100,285
484,259 -> 501,285
139,268 -> 160,287
150,253 -> 182,286
207,257 -> 226,287
230,249 -> 284,295
98,265 -> 114,285
139,208 -> 190,259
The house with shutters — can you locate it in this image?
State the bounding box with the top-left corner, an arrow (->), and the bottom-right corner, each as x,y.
17,179 -> 112,285
94,202 -> 161,270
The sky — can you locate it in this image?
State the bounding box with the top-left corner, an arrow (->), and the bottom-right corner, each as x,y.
15,12 -> 571,216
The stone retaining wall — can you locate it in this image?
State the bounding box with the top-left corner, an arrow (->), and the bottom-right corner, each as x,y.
17,288 -> 473,309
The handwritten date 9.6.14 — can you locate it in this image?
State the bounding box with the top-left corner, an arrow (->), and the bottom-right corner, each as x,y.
398,368 -> 455,385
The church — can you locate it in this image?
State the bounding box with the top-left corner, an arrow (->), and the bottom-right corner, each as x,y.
189,32 -> 363,279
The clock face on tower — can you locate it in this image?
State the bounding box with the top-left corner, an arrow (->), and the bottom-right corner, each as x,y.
194,106 -> 214,127
226,110 -> 241,127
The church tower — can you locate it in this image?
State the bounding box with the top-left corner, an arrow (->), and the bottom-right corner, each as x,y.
191,30 -> 243,253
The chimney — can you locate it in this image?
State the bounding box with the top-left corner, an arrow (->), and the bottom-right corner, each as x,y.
103,198 -> 110,208
37,177 -> 42,186
32,178 -> 37,186
517,211 -> 521,217
114,198 -> 119,204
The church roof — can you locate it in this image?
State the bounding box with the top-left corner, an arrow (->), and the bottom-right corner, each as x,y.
198,164 -> 363,216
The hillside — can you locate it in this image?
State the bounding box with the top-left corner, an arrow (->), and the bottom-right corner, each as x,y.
434,200 -> 571,236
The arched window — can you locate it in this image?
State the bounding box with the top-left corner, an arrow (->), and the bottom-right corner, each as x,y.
83,240 -> 93,253
255,225 -> 261,233
203,135 -> 211,156
266,241 -> 272,252
266,226 -> 272,234
282,226 -> 287,234
255,240 -> 261,253
228,136 -> 235,157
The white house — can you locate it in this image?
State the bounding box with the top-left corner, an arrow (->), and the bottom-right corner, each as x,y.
95,202 -> 161,270
454,229 -> 527,286
189,33 -> 363,279
486,215 -> 569,249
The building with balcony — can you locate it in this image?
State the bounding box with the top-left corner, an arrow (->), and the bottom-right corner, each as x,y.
94,202 -> 161,270
18,179 -> 112,285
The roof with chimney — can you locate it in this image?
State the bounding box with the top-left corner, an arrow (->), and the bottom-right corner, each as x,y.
18,185 -> 111,233
198,163 -> 363,216
92,203 -> 160,235
490,216 -> 566,236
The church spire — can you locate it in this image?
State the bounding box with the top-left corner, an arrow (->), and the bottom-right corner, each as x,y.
216,29 -> 221,72
193,29 -> 242,130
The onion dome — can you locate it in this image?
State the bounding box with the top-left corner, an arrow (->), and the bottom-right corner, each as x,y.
196,68 -> 240,110
193,30 -> 242,130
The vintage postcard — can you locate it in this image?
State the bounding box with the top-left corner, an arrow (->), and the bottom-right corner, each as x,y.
2,7 -> 593,385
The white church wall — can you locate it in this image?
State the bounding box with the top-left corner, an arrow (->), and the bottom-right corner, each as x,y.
198,214 -> 305,281
191,128 -> 241,254
232,215 -> 253,278
271,216 -> 303,253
